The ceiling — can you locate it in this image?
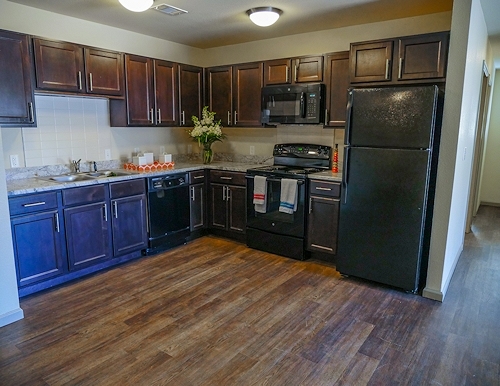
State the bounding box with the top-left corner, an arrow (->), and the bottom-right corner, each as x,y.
7,0 -> 500,49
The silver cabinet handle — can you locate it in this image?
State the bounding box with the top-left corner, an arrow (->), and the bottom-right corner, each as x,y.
158,109 -> 161,124
220,176 -> 233,180
227,111 -> 231,126
311,244 -> 333,252
324,108 -> 328,126
28,102 -> 34,123
222,185 -> 226,201
89,73 -> 93,91
78,71 -> 82,90
316,187 -> 332,191
398,58 -> 403,79
193,175 -> 204,180
150,108 -> 154,124
294,65 -> 298,82
309,197 -> 312,214
385,59 -> 390,80
113,201 -> 118,218
191,186 -> 195,201
234,110 -> 237,125
103,203 -> 108,222
22,201 -> 45,207
286,66 -> 289,83
181,110 -> 186,125
226,186 -> 231,201
55,212 -> 60,233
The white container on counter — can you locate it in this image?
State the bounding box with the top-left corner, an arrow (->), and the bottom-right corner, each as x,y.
132,156 -> 147,166
159,153 -> 172,163
144,152 -> 154,164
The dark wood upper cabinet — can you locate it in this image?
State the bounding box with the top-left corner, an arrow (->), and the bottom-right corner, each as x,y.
33,38 -> 124,97
84,48 -> 124,96
324,51 -> 350,128
350,31 -> 449,85
397,32 -> 449,81
206,66 -> 233,126
33,38 -> 85,92
123,54 -> 154,126
263,56 -> 323,85
233,62 -> 263,127
154,60 -> 178,126
0,30 -> 36,126
178,64 -> 203,126
350,40 -> 393,83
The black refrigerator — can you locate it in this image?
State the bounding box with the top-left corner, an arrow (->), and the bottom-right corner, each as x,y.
337,86 -> 443,293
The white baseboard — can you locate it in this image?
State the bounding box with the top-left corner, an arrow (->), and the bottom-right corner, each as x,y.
0,307 -> 24,328
422,287 -> 444,301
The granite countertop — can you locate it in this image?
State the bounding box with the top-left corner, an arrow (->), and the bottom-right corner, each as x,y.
7,161 -> 343,196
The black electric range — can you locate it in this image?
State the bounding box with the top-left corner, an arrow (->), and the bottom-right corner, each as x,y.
246,143 -> 332,260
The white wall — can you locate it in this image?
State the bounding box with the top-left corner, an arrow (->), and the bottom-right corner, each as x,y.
423,0 -> 490,300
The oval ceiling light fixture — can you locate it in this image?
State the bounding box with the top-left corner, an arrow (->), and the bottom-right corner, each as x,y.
119,0 -> 154,12
246,7 -> 283,27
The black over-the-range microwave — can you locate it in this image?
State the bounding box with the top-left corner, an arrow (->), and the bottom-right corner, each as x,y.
260,83 -> 325,125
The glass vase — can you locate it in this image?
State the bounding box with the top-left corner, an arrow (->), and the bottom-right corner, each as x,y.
202,143 -> 213,164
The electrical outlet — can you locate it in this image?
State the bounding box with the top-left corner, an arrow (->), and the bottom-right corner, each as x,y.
160,146 -> 165,154
10,154 -> 19,168
188,144 -> 192,153
250,146 -> 255,155
105,149 -> 111,160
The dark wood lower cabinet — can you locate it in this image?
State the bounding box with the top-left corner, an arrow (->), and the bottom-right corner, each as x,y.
190,183 -> 205,231
307,180 -> 341,256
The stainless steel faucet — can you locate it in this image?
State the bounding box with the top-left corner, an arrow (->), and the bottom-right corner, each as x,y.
72,159 -> 81,173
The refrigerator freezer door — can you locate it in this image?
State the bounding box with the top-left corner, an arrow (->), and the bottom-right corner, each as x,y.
338,146 -> 431,292
346,86 -> 439,149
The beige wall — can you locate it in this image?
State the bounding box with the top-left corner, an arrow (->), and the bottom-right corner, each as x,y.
423,0 -> 490,300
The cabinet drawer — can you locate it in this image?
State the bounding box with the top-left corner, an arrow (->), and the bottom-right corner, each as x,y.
309,180 -> 340,198
210,170 -> 246,186
190,170 -> 205,184
63,184 -> 106,206
109,178 -> 145,199
9,192 -> 58,216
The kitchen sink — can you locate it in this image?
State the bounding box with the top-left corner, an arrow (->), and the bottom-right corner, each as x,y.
46,174 -> 96,182
39,170 -> 135,183
83,170 -> 134,178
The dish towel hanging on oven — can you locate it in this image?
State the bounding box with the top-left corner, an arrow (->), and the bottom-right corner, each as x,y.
279,178 -> 298,214
253,175 -> 267,213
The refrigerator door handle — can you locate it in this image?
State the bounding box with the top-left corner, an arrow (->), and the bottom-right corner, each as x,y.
345,91 -> 353,146
343,146 -> 350,204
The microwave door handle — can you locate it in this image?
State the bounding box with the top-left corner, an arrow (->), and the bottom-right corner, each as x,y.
300,92 -> 305,118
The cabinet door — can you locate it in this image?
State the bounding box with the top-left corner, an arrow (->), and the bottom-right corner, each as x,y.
125,54 -> 154,126
33,38 -> 85,92
179,64 -> 203,126
0,30 -> 36,126
227,185 -> 246,234
307,195 -> 339,254
206,66 -> 233,126
190,184 -> 205,231
294,56 -> 323,83
111,194 -> 148,256
397,32 -> 449,81
233,62 -> 263,127
263,58 -> 292,85
324,51 -> 350,127
64,202 -> 111,270
85,48 -> 124,96
11,210 -> 66,287
210,183 -> 227,230
350,40 -> 393,83
154,60 -> 178,126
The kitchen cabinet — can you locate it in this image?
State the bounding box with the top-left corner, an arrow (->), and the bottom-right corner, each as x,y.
350,31 -> 449,85
307,180 -> 340,256
109,179 -> 148,256
179,64 -> 203,126
263,55 -> 323,85
9,192 -> 66,287
33,38 -> 124,96
324,51 -> 350,128
205,66 -> 233,126
209,170 -> 246,238
232,62 -> 263,126
0,30 -> 36,126
189,170 -> 206,231
63,185 -> 112,271
110,55 -> 177,126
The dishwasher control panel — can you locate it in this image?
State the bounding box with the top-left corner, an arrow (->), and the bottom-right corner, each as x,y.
149,173 -> 188,191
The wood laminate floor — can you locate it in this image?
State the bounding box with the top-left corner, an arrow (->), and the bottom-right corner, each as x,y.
1,206 -> 500,385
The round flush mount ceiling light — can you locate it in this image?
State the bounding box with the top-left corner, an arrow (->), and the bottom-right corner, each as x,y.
119,0 -> 154,12
246,7 -> 283,27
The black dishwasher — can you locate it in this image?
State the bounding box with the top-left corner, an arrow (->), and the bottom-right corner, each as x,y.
144,173 -> 190,255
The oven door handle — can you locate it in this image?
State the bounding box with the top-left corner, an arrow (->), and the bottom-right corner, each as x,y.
246,175 -> 304,185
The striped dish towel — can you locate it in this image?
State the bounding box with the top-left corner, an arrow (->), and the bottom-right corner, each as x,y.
253,175 -> 267,213
279,178 -> 298,214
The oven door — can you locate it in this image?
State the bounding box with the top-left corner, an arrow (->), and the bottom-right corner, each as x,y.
246,174 -> 306,238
